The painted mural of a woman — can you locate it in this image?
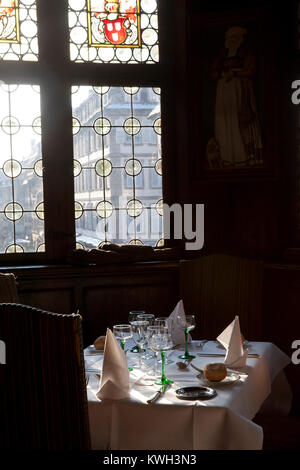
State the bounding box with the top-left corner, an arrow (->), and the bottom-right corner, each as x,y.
208,26 -> 263,168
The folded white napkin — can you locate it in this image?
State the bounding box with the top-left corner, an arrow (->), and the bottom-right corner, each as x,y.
96,328 -> 130,400
216,315 -> 248,368
167,299 -> 192,346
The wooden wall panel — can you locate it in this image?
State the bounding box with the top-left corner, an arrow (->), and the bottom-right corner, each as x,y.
1,262 -> 179,348
83,282 -> 178,347
19,289 -> 74,316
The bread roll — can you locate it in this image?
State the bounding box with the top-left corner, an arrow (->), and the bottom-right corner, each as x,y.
204,363 -> 227,382
93,335 -> 106,350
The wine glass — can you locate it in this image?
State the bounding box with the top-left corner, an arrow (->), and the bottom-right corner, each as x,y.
154,317 -> 174,365
150,330 -> 174,385
131,320 -> 149,368
146,325 -> 161,376
137,314 -> 155,359
113,323 -> 133,371
128,310 -> 146,352
176,314 -> 196,360
113,324 -> 132,351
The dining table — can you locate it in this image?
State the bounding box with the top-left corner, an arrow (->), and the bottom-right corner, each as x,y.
84,340 -> 291,450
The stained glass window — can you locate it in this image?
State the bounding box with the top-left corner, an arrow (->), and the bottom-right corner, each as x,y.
0,84 -> 44,253
68,0 -> 158,63
0,0 -> 38,61
71,86 -> 163,249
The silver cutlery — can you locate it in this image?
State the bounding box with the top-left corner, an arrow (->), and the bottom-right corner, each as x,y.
197,352 -> 259,358
147,383 -> 171,404
197,340 -> 208,349
190,362 -> 204,374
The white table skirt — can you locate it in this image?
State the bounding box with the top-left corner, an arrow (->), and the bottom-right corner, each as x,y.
85,341 -> 291,450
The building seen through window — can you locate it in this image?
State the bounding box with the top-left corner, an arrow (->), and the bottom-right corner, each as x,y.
72,85 -> 163,249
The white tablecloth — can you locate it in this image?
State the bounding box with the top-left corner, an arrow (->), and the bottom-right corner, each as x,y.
85,341 -> 291,450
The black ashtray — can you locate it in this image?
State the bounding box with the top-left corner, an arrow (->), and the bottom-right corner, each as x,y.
175,386 -> 217,400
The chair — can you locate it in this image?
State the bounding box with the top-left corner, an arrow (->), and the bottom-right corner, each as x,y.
179,254 -> 264,340
0,272 -> 19,302
0,303 -> 90,450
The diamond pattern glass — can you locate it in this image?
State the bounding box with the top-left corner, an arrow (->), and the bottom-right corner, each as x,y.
0,84 -> 44,253
72,85 -> 163,249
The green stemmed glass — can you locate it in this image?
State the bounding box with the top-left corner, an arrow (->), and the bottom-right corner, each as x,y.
113,324 -> 133,371
150,330 -> 174,385
154,317 -> 174,365
176,314 -> 196,360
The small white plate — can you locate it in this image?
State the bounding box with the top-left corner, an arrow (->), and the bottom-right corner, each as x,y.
85,345 -> 104,355
197,370 -> 240,386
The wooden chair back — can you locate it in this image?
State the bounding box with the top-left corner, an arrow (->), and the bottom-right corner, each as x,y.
0,303 -> 90,450
0,273 -> 19,303
179,254 -> 263,340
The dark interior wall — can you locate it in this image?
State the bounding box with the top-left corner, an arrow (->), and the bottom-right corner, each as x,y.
183,0 -> 294,259
181,1 -> 300,415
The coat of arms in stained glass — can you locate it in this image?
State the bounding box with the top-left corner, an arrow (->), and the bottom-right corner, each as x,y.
0,0 -> 19,43
87,0 -> 141,48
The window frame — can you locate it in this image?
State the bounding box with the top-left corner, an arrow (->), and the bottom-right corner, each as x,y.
0,0 -> 182,265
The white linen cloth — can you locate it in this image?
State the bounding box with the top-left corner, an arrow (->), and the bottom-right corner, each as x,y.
96,328 -> 130,401
167,300 -> 191,346
217,315 -> 248,368
86,341 -> 291,450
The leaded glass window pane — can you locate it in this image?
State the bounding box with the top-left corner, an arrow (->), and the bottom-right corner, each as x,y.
72,85 -> 163,249
68,0 -> 159,63
0,84 -> 44,253
0,1 -> 38,61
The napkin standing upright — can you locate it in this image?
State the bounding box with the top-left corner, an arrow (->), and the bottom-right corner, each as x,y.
97,328 -> 130,400
168,300 -> 192,346
217,315 -> 248,368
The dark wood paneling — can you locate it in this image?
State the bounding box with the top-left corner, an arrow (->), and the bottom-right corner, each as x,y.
180,254 -> 263,341
2,262 -> 179,348
83,282 -> 177,346
19,289 -> 74,316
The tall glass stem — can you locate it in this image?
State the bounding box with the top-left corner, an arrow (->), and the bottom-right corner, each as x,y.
121,339 -> 133,371
154,351 -> 158,375
184,329 -> 189,357
139,344 -> 143,368
161,351 -> 166,383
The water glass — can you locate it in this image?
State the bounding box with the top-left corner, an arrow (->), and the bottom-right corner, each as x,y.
128,310 -> 146,352
137,313 -> 155,326
147,325 -> 161,376
131,320 -> 149,368
154,317 -> 169,332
